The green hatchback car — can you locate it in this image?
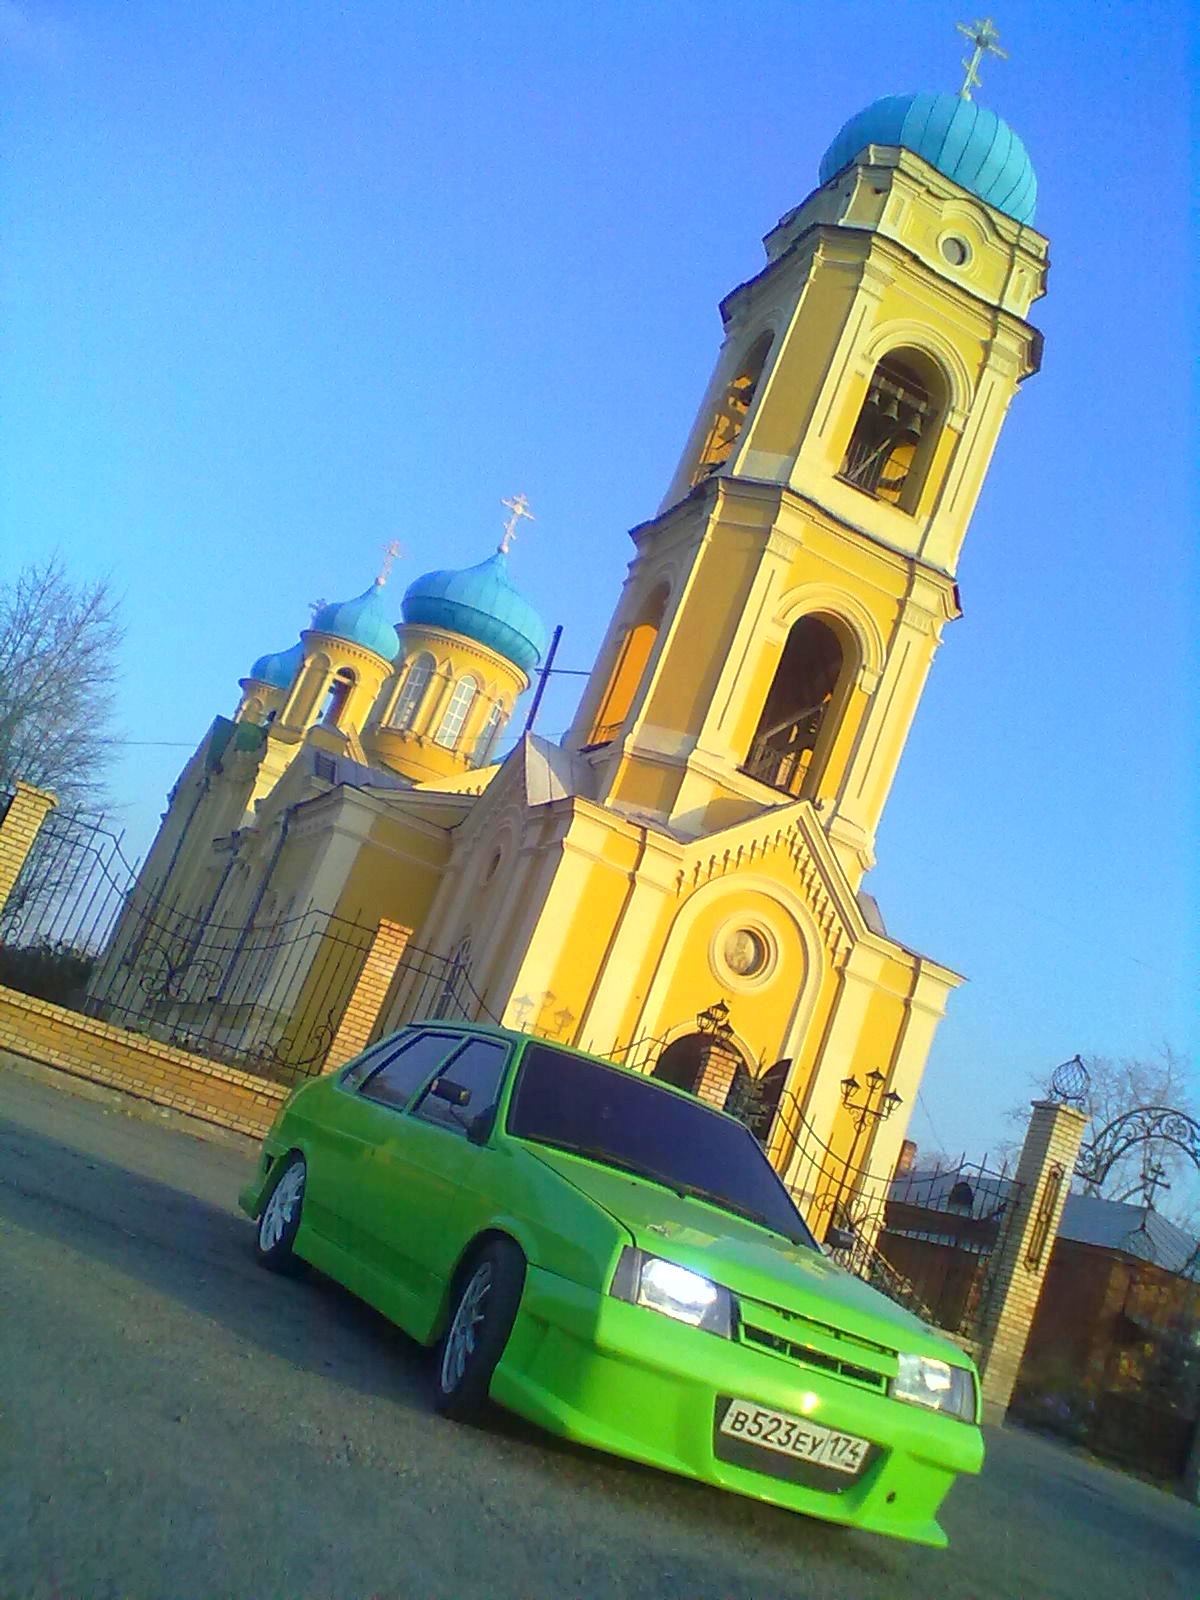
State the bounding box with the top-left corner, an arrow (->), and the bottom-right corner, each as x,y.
239,1022 -> 983,1546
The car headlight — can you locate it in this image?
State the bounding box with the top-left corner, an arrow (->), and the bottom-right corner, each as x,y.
609,1248 -> 735,1337
889,1353 -> 977,1422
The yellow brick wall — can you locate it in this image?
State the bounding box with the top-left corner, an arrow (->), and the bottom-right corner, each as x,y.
0,982 -> 287,1139
0,783 -> 58,913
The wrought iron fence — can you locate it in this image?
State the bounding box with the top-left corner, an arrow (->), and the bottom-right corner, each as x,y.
0,803 -> 473,1083
768,1087 -> 1022,1341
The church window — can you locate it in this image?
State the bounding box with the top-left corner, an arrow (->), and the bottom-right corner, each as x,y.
472,700 -> 504,766
435,675 -> 479,749
838,352 -> 941,510
389,653 -> 435,730
320,668 -> 355,728
585,582 -> 669,749
691,331 -> 774,486
743,616 -> 844,797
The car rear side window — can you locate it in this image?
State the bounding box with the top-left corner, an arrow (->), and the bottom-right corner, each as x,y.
413,1038 -> 510,1135
357,1032 -> 463,1112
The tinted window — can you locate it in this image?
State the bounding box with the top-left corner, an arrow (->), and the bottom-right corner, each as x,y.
413,1038 -> 510,1135
507,1045 -> 816,1247
340,1031 -> 417,1091
358,1032 -> 462,1111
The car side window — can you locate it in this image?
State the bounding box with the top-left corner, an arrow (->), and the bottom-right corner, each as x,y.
412,1038 -> 510,1136
357,1032 -> 463,1112
339,1032 -> 416,1091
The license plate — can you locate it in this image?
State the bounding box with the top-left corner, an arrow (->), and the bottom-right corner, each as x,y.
719,1398 -> 869,1475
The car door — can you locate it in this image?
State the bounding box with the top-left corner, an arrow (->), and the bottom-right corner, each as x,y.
320,1029 -> 466,1266
361,1034 -> 513,1341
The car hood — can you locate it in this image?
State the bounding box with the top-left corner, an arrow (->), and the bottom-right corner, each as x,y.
524,1145 -> 963,1362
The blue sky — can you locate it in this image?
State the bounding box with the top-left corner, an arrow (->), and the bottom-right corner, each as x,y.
2,1 -> 1195,1163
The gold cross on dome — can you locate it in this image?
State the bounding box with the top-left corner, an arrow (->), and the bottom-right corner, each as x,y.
376,539 -> 404,585
499,493 -> 535,555
956,17 -> 1007,100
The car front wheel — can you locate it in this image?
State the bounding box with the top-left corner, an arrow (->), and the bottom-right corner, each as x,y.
435,1238 -> 525,1422
255,1152 -> 306,1272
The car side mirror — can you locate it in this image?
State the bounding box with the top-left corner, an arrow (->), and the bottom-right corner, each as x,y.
430,1077 -> 471,1108
466,1107 -> 497,1146
825,1225 -> 857,1253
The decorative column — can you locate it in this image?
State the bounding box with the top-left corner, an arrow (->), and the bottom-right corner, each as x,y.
977,1089 -> 1090,1425
323,919 -> 413,1071
0,782 -> 58,919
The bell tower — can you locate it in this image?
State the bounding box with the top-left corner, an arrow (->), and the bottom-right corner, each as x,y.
565,93 -> 1047,884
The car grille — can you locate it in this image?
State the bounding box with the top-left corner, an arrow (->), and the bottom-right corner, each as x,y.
738,1305 -> 894,1393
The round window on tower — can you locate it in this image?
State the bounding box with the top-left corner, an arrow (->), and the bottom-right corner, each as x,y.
940,234 -> 972,267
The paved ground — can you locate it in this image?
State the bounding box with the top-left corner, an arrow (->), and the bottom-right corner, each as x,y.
1,1063 -> 1196,1600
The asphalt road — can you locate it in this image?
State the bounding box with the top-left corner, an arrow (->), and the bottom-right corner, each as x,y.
1,1064 -> 1196,1600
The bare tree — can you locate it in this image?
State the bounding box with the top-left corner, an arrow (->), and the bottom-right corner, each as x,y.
0,557 -> 124,807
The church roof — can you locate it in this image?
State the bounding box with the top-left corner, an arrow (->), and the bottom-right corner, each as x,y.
310,581 -> 400,661
402,551 -> 547,675
819,92 -> 1037,224
247,640 -> 303,689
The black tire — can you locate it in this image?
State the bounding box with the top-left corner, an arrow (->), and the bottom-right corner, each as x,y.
434,1238 -> 526,1422
254,1152 -> 307,1273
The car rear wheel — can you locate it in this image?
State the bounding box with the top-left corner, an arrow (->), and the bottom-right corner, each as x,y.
255,1153 -> 306,1272
435,1238 -> 525,1422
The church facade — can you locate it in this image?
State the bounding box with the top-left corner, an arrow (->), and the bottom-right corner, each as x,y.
96,89 -> 1048,1212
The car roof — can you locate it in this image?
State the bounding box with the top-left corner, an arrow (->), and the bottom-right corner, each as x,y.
401,1017 -> 749,1123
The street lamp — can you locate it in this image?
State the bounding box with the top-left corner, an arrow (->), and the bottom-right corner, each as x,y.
830,1068 -> 903,1233
696,998 -> 734,1045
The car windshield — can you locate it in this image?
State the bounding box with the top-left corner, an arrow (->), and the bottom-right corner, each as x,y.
507,1044 -> 817,1249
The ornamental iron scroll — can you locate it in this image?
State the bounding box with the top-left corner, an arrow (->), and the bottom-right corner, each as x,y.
1075,1106 -> 1200,1196
1026,1162 -> 1065,1271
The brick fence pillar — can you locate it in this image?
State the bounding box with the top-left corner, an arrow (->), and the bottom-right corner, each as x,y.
695,1038 -> 741,1109
977,1099 -> 1089,1424
323,920 -> 413,1071
0,782 -> 58,918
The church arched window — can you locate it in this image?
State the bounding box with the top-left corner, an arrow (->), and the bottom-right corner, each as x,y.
435,675 -> 479,749
389,653 -> 435,730
838,350 -> 944,511
320,668 -> 355,728
743,616 -> 846,797
586,582 -> 669,749
471,700 -> 505,766
691,331 -> 774,485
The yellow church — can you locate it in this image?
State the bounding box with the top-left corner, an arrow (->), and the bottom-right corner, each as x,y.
95,80 -> 1047,1213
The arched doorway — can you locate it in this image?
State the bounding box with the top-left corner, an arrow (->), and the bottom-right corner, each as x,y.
652,1029 -> 752,1113
652,1033 -> 709,1095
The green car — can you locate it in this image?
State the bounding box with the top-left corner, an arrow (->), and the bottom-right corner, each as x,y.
239,1022 -> 982,1546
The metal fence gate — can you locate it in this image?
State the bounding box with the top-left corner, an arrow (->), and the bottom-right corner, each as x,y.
771,1087 -> 1023,1342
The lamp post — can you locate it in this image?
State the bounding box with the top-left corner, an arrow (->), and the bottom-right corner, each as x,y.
829,1069 -> 903,1232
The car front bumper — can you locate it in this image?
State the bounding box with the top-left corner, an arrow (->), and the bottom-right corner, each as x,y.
490,1265 -> 983,1547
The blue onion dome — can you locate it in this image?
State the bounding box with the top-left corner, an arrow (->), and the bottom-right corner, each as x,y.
819,93 -> 1037,224
309,580 -> 399,660
247,640 -> 303,689
401,551 -> 547,675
